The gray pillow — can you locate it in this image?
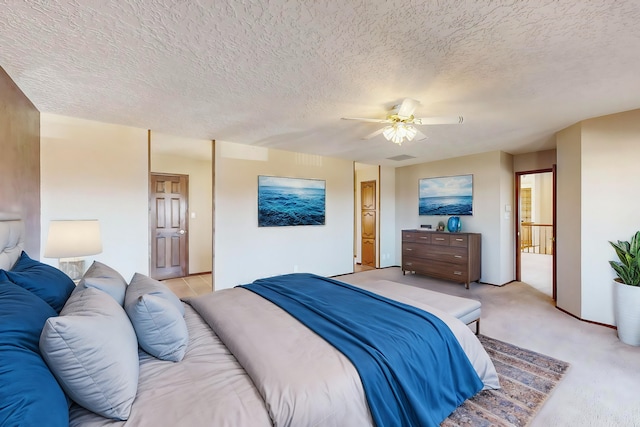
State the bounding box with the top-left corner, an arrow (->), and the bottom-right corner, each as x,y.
124,273 -> 188,362
40,287 -> 139,420
76,261 -> 128,305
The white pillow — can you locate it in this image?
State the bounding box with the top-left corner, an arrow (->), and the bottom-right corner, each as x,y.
76,261 -> 128,306
124,273 -> 188,362
40,288 -> 139,420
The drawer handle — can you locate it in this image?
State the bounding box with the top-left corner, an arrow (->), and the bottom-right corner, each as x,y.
406,262 -> 413,266
454,255 -> 462,258
406,248 -> 413,251
435,238 -> 445,241
419,236 -> 428,240
453,271 -> 462,275
455,238 -> 463,241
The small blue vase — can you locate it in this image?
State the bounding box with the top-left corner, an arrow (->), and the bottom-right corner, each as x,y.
447,216 -> 461,232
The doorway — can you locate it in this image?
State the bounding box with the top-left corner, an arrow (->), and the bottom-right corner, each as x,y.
148,131 -> 213,289
515,168 -> 556,299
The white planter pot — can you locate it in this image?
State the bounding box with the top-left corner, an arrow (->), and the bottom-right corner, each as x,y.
614,280 -> 640,346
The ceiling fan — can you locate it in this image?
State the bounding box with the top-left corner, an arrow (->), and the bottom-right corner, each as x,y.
341,98 -> 463,145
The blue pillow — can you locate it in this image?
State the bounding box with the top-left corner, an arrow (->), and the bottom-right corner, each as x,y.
3,251 -> 75,313
0,282 -> 69,427
0,282 -> 58,350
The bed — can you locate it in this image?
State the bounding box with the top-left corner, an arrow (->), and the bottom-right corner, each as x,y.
0,217 -> 499,427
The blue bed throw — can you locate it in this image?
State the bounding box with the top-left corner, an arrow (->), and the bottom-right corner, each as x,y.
240,273 -> 483,427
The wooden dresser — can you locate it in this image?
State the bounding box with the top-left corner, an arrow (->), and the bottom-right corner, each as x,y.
401,230 -> 481,289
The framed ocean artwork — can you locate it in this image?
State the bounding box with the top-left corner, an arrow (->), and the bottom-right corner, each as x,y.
418,174 -> 473,216
258,176 -> 326,227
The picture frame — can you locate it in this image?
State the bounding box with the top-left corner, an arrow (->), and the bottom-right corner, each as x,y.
419,174 -> 473,216
258,176 -> 326,227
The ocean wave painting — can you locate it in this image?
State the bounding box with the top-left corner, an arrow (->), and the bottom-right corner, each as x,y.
258,176 -> 326,227
419,175 -> 473,216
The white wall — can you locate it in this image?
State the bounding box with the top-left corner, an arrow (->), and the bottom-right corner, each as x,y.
214,141 -> 354,290
395,151 -> 514,285
556,109 -> 640,325
556,123 -> 582,318
379,166 -> 396,268
151,134 -> 213,275
498,151 -> 515,285
580,109 -> 640,325
513,149 -> 556,172
40,114 -> 149,281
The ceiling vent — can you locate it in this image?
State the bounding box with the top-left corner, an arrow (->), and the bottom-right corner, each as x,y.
386,154 -> 416,161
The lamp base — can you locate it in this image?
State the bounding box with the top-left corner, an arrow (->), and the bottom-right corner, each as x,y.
58,258 -> 85,281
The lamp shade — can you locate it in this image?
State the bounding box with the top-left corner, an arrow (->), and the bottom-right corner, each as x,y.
44,220 -> 103,258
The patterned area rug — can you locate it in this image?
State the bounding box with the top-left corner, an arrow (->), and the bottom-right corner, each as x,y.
443,335 -> 570,427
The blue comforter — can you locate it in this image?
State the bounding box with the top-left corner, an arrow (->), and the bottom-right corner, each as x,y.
240,273 -> 482,427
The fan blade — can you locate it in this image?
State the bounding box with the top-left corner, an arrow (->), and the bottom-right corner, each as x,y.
362,128 -> 385,140
414,130 -> 428,141
341,117 -> 391,124
413,116 -> 464,125
396,98 -> 420,118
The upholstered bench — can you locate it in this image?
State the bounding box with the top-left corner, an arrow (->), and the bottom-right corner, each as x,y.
355,279 -> 482,334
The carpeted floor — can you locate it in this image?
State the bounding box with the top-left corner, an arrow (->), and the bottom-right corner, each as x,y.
443,335 -> 570,427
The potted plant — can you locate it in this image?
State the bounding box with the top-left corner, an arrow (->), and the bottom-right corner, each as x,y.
609,231 -> 640,346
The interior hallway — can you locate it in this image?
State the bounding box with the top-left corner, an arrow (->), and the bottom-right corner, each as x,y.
521,252 -> 553,297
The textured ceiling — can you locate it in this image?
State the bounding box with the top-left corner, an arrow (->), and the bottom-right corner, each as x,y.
2,0 -> 640,166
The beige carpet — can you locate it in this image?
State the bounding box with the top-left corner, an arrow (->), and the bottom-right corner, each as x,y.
443,335 -> 570,426
336,267 -> 640,426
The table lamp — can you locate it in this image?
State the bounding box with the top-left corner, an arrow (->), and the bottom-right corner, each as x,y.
44,220 -> 103,280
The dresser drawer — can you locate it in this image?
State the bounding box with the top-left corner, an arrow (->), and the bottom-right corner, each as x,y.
450,235 -> 468,247
402,231 -> 417,242
402,243 -> 421,258
430,234 -> 450,246
426,246 -> 468,264
402,258 -> 469,283
413,233 -> 431,244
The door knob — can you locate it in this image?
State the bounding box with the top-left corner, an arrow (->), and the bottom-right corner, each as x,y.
178,229 -> 186,235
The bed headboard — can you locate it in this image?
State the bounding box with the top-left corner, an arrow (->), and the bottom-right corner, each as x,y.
0,213 -> 25,270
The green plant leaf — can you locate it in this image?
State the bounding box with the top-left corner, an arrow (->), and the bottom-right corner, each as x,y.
609,232 -> 640,285
631,231 -> 640,257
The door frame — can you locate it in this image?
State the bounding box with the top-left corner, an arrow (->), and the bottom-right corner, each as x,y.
515,167 -> 557,300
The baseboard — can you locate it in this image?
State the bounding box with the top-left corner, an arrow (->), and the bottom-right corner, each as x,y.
555,306 -> 616,330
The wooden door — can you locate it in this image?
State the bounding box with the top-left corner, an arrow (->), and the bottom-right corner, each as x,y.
361,180 -> 376,267
150,173 -> 189,280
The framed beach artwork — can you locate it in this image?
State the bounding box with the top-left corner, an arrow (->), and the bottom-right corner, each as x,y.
258,176 -> 326,227
418,174 -> 473,216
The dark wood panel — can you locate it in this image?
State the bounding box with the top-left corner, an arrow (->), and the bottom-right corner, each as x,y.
0,67 -> 40,257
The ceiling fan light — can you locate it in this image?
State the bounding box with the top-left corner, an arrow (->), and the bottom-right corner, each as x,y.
382,125 -> 396,140
405,125 -> 417,141
382,123 -> 412,145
